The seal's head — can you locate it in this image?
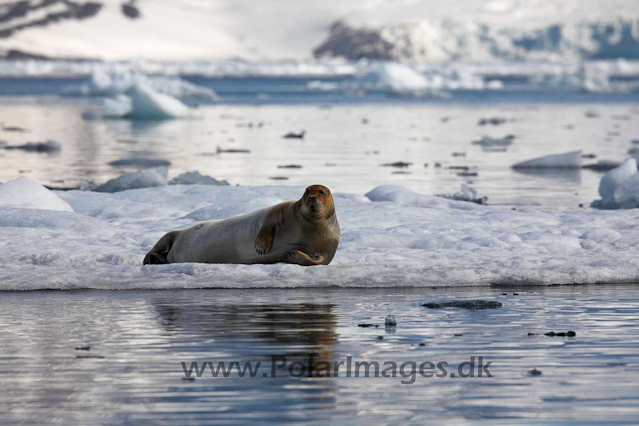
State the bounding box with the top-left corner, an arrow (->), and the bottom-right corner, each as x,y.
300,185 -> 335,220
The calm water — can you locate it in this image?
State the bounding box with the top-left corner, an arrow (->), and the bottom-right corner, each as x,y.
0,78 -> 637,209
0,285 -> 638,424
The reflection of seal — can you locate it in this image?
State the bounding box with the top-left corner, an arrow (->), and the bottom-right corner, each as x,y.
143,185 -> 340,266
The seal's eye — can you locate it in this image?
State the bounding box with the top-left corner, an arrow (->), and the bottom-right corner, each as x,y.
318,189 -> 326,196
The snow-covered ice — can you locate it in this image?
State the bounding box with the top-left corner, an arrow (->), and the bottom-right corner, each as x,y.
0,177 -> 73,212
1,181 -> 639,290
169,172 -> 230,186
592,159 -> 639,209
512,150 -> 583,169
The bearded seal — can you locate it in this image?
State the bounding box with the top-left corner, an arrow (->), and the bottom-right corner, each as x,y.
143,185 -> 340,266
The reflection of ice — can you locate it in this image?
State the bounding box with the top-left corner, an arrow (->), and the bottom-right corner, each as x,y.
512,167 -> 582,184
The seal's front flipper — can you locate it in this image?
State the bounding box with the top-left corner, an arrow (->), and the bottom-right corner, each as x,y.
283,250 -> 325,266
143,231 -> 177,265
255,224 -> 275,255
144,252 -> 168,265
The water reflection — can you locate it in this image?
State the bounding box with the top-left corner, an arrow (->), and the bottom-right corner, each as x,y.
513,167 -> 582,184
0,286 -> 638,423
0,98 -> 636,208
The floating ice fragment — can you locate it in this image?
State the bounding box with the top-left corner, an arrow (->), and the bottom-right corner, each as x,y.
384,315 -> 397,326
472,135 -> 514,147
591,159 -> 639,209
512,150 -> 582,169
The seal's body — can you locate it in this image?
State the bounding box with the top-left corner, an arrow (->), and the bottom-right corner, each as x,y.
143,185 -> 340,266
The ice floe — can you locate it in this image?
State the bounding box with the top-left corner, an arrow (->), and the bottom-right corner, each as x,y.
592,159 -> 639,209
2,182 -> 639,290
512,151 -> 582,169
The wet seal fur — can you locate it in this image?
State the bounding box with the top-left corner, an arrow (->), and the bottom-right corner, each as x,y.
143,185 -> 340,266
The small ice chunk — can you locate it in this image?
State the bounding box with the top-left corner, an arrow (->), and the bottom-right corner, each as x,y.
0,177 -> 73,212
591,158 -> 638,209
472,135 -> 514,147
512,150 -> 582,169
95,167 -> 168,193
384,315 -> 397,326
169,171 -> 229,186
439,184 -> 488,205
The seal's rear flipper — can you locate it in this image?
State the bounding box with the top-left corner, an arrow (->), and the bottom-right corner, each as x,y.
143,231 -> 177,265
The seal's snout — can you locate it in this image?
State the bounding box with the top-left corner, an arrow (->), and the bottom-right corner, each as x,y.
307,195 -> 319,211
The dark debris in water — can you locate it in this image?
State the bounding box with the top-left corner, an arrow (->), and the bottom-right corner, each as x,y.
545,331 -> 576,337
357,323 -> 379,328
422,300 -> 503,310
528,369 -> 543,376
381,161 -> 412,168
75,346 -> 91,351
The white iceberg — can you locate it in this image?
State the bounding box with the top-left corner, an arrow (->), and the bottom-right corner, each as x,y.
0,177 -> 73,212
352,63 -> 449,97
126,83 -> 194,119
591,159 -> 639,209
83,84 -> 194,120
62,70 -> 219,100
95,167 -> 168,193
2,184 -> 639,290
512,151 -> 582,169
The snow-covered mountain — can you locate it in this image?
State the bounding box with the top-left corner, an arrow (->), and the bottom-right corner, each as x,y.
0,0 -> 637,62
314,19 -> 639,62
